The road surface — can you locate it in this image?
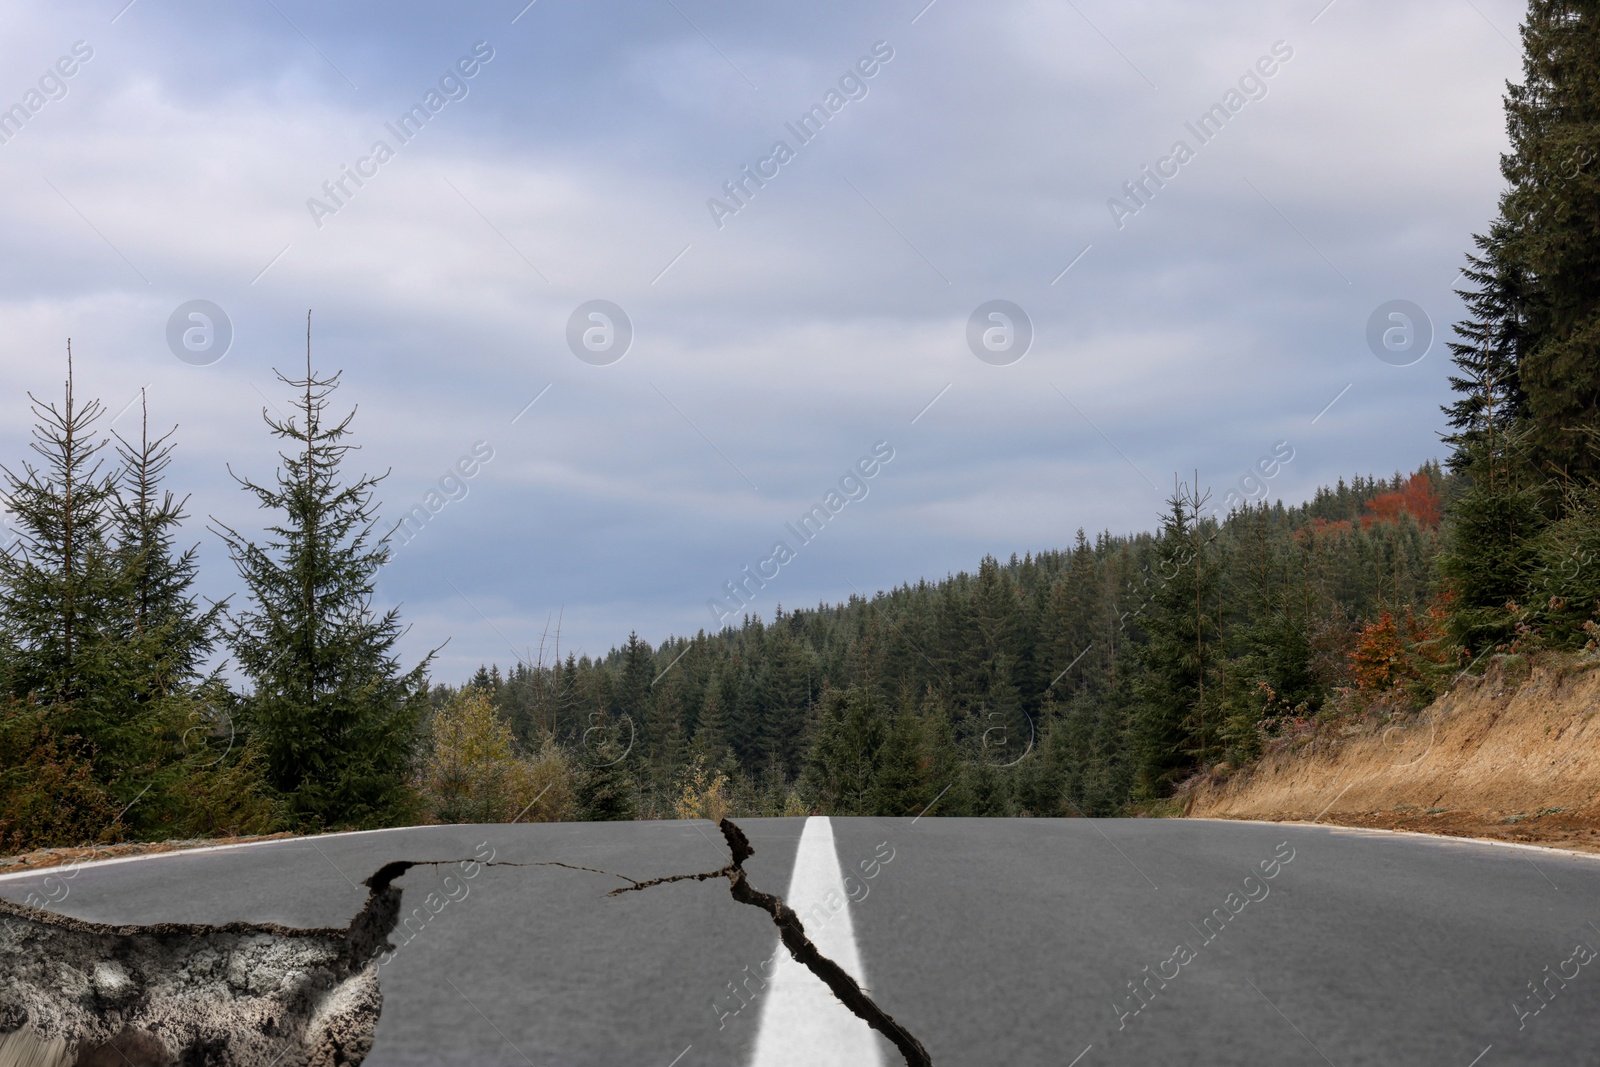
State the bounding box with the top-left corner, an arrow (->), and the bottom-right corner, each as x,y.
3,817 -> 1597,1065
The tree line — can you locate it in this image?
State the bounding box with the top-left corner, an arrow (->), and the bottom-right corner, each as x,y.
0,325 -> 428,851
442,465 -> 1450,823
0,330 -> 1464,845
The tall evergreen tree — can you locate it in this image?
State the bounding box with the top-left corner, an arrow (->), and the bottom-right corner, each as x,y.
0,349 -> 121,720
1439,459 -> 1544,654
1443,224 -> 1532,472
1499,1 -> 1600,483
573,728 -> 638,820
111,393 -> 223,694
870,698 -> 931,817
1131,484 -> 1218,796
691,679 -> 733,770
0,348 -> 169,812
213,318 -> 430,829
802,686 -> 889,815
1440,3 -> 1600,648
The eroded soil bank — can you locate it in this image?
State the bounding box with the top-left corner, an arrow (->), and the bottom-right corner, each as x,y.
1184,654 -> 1600,854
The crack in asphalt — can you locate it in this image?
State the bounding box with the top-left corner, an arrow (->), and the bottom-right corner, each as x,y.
2,828 -> 930,1067
609,819 -> 933,1067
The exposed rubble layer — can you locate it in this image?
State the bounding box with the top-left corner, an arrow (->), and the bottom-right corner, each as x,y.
0,860 -> 419,1067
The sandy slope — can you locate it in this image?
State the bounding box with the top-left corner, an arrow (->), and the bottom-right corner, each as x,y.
1185,653 -> 1600,854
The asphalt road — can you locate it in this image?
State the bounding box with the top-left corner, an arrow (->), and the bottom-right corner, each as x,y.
3,818 -> 1598,1066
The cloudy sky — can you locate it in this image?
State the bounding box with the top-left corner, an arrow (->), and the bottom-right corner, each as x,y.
0,0 -> 1525,677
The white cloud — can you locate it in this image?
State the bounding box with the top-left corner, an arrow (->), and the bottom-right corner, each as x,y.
0,0 -> 1528,665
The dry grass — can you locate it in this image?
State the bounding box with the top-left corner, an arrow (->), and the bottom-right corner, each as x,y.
1184,653 -> 1600,854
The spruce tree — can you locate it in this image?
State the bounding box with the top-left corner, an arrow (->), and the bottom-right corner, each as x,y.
1443,224 -> 1531,470
691,681 -> 733,770
1439,456 -> 1544,654
1012,716 -> 1068,818
869,699 -> 929,816
107,393 -> 238,833
111,393 -> 224,697
1498,1 -> 1600,483
0,348 -> 121,724
1131,483 -> 1218,797
648,681 -> 687,795
802,686 -> 888,815
617,631 -> 652,733
213,319 -> 430,829
1526,481 -> 1600,646
973,652 -> 1025,767
754,628 -> 814,781
964,756 -> 1013,817
574,729 -> 639,820
916,691 -> 971,817
0,347 -> 168,813
1437,1 -> 1600,653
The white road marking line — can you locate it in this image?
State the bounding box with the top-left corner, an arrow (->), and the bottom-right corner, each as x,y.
750,816 -> 885,1066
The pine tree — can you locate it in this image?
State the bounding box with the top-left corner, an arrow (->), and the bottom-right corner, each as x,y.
691,681 -> 733,770
1131,483 -> 1218,797
869,699 -> 929,816
964,757 -> 1013,817
1439,462 -> 1544,654
1443,224 -> 1531,472
0,348 -> 122,724
802,686 -> 888,815
0,347 -> 170,811
1498,2 -> 1600,483
213,318 -> 430,829
916,691 -> 971,817
574,729 -> 639,820
111,391 -> 225,700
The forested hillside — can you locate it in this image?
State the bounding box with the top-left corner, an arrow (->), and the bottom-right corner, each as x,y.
449,466 -> 1450,821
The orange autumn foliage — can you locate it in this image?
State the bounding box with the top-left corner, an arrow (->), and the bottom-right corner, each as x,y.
1348,593 -> 1455,700
1360,472 -> 1442,531
1293,517 -> 1354,544
1350,612 -> 1413,692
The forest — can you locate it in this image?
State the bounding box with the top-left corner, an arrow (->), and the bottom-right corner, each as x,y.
0,0 -> 1595,848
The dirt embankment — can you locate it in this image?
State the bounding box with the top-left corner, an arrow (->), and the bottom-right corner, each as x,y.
0,834 -> 296,875
1185,654 -> 1600,853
